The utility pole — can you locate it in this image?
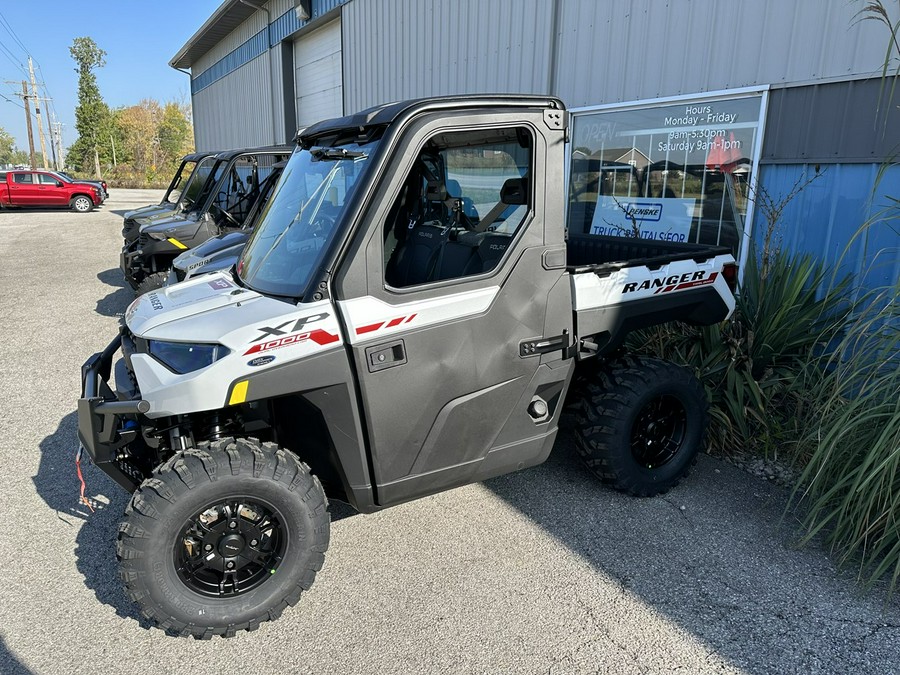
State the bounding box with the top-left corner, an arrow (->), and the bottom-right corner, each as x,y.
28,57 -> 49,169
21,81 -> 36,169
51,117 -> 64,170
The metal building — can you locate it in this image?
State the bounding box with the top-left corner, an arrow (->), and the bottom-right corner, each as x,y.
171,0 -> 900,289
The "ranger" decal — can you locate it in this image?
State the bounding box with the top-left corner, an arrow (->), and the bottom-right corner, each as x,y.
623,271 -> 718,294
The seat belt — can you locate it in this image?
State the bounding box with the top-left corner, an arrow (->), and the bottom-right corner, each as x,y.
473,199 -> 510,233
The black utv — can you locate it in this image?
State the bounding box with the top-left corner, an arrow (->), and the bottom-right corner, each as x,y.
120,147 -> 291,293
121,152 -> 218,246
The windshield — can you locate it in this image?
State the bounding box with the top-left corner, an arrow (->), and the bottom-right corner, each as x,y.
180,157 -> 220,211
238,141 -> 376,298
164,160 -> 197,203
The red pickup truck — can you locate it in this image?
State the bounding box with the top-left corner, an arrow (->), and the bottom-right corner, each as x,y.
0,170 -> 103,213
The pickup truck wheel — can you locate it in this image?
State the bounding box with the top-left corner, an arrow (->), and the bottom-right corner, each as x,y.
117,437 -> 330,638
135,271 -> 169,295
574,356 -> 708,497
70,195 -> 94,213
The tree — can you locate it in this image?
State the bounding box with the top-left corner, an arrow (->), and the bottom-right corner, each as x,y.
0,127 -> 15,165
0,127 -> 32,167
158,101 -> 193,163
107,98 -> 194,185
69,37 -> 111,178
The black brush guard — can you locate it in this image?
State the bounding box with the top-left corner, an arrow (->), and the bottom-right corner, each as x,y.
77,333 -> 150,491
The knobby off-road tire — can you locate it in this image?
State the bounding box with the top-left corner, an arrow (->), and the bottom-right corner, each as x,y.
135,271 -> 169,296
117,437 -> 330,639
70,195 -> 94,213
574,356 -> 708,497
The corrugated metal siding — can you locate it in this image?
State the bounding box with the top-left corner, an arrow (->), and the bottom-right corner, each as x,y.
192,0 -> 348,94
552,0 -> 888,108
756,163 -> 900,292
192,55 -> 275,151
763,79 -> 900,164
342,0 -> 553,113
270,0 -> 346,42
192,10 -> 269,76
192,30 -> 268,94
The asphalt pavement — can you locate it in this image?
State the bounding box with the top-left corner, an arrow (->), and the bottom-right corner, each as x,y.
0,190 -> 898,674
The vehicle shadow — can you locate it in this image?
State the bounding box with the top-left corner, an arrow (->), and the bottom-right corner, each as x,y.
35,412 -> 150,630
0,635 -> 34,675
95,268 -> 133,317
483,433 -> 900,673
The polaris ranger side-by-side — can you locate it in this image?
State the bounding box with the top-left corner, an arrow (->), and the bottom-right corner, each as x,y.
121,147 -> 291,293
78,96 -> 737,638
121,152 -> 216,244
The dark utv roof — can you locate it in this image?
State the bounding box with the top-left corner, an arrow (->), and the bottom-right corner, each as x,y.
299,94 -> 565,146
211,145 -> 294,161
181,151 -> 218,162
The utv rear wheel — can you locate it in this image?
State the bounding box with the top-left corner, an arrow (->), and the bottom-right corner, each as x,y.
117,437 -> 330,638
574,356 -> 708,497
135,271 -> 169,295
70,195 -> 93,212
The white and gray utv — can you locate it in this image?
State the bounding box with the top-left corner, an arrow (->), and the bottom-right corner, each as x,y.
79,95 -> 737,638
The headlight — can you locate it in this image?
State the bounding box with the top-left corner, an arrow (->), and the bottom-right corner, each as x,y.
147,340 -> 230,374
146,230 -> 168,240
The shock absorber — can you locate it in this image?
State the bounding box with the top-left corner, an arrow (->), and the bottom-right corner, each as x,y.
168,424 -> 193,452
199,412 -> 229,442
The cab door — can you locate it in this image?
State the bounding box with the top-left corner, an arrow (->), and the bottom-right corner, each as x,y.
9,172 -> 39,205
37,173 -> 68,205
335,111 -> 573,506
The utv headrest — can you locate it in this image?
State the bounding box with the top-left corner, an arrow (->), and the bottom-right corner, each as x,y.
445,179 -> 462,198
500,176 -> 527,205
425,179 -> 448,202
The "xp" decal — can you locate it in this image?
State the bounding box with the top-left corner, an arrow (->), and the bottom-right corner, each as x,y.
244,313 -> 339,355
250,313 -> 330,342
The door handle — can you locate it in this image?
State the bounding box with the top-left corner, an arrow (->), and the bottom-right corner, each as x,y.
365,339 -> 407,373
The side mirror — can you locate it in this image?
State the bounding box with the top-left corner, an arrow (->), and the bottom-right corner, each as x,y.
168,190 -> 181,204
56,181 -> 64,187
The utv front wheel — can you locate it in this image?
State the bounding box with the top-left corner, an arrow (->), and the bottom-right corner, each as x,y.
135,271 -> 169,295
70,195 -> 93,213
117,438 -> 330,638
575,356 -> 708,497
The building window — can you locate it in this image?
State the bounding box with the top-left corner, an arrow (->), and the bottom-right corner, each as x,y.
569,93 -> 764,255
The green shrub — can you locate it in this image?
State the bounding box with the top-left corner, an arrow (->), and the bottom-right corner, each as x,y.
628,246 -> 851,459
792,283 -> 900,592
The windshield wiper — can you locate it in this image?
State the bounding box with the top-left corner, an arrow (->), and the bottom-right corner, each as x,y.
310,147 -> 368,161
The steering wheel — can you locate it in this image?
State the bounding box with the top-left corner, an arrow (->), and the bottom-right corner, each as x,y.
307,211 -> 337,238
211,203 -> 241,227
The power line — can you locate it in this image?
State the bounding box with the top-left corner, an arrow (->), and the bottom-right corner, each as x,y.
0,41 -> 29,78
0,10 -> 31,56
1,90 -> 25,110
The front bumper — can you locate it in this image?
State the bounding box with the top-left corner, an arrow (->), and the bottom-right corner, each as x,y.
77,333 -> 150,492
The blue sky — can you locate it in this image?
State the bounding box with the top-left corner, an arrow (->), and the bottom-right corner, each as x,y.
0,1 -> 222,153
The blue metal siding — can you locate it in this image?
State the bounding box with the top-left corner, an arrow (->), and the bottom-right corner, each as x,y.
192,0 -> 348,95
756,164 -> 900,294
191,29 -> 268,94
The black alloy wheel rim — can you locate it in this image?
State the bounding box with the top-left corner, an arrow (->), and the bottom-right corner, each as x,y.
175,498 -> 287,598
630,395 -> 688,469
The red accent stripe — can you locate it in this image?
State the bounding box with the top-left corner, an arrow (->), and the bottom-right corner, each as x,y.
386,317 -> 405,328
674,272 -> 719,292
404,313 -> 417,323
356,322 -> 384,335
309,329 -> 340,346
